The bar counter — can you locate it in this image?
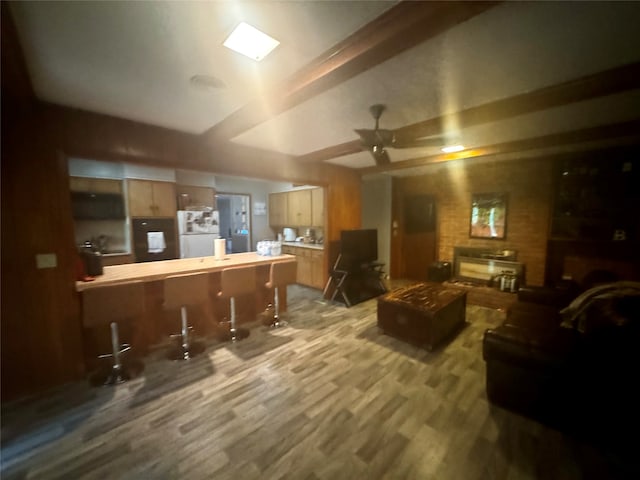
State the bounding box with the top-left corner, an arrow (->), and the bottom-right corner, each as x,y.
76,252 -> 296,291
77,253 -> 297,370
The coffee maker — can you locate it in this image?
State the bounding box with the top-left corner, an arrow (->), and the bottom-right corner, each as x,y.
303,228 -> 316,244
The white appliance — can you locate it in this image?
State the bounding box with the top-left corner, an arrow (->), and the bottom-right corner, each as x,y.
283,227 -> 296,241
177,210 -> 220,258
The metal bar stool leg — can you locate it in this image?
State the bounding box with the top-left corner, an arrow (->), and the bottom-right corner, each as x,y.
169,306 -> 195,360
267,286 -> 285,328
217,267 -> 254,343
97,322 -> 131,385
230,297 -> 237,341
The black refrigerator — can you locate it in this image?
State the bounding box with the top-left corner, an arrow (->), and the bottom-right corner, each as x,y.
132,218 -> 178,262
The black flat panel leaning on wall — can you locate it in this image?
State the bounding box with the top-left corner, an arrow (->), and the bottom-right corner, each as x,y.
404,195 -> 435,233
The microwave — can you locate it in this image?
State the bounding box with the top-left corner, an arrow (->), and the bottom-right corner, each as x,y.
71,192 -> 125,220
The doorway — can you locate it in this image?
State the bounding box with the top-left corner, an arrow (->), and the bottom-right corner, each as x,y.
216,193 -> 251,253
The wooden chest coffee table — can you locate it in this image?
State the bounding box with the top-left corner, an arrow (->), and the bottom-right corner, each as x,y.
377,282 -> 467,350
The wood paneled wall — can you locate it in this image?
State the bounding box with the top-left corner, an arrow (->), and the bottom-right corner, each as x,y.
1,6 -> 362,400
391,158 -> 554,286
1,105 -> 362,401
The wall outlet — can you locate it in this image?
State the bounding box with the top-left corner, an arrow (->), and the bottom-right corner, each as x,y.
36,253 -> 57,269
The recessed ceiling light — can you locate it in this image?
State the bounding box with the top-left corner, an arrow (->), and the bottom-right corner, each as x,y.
441,145 -> 465,153
223,22 -> 280,61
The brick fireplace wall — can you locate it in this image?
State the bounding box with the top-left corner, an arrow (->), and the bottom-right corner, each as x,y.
397,157 -> 553,286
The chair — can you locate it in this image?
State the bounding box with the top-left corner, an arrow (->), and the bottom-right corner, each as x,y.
163,272 -> 209,360
81,281 -> 145,385
217,266 -> 256,342
323,253 -> 351,307
264,260 -> 297,327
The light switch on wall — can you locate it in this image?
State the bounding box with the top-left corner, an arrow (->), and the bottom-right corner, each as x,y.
36,253 -> 57,269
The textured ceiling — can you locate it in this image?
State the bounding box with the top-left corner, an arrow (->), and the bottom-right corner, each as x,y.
9,1 -> 640,174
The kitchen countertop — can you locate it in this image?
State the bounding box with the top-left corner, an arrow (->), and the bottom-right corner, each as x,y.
76,252 -> 296,291
281,241 -> 324,250
101,251 -> 131,257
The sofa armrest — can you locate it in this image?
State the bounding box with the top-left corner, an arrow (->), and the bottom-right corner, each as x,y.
483,324 -> 578,371
517,282 -> 579,308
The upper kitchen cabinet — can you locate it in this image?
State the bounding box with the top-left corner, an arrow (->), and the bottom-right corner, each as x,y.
127,179 -> 177,217
176,185 -> 216,210
269,187 -> 325,227
69,176 -> 122,194
287,189 -> 312,227
311,187 -> 324,227
269,192 -> 288,226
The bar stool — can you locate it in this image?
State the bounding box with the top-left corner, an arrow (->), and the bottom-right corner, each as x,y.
264,261 -> 297,327
217,266 -> 256,342
163,272 -> 209,360
82,281 -> 145,386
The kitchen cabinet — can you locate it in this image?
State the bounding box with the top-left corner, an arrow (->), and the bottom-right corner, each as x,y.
176,185 -> 216,209
128,179 -> 177,217
310,249 -> 324,289
269,192 -> 288,226
287,189 -> 312,227
311,187 -> 324,227
69,176 -> 122,194
282,245 -> 324,289
269,188 -> 324,228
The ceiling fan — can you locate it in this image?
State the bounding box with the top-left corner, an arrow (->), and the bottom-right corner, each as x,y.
355,104 -> 446,166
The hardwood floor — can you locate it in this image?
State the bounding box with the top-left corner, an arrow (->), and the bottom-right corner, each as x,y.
1,284 -> 634,479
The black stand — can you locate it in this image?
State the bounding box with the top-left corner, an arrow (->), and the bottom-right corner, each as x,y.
323,254 -> 387,307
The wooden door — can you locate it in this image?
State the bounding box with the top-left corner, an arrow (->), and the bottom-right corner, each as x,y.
310,250 -> 324,289
288,190 -> 312,226
297,248 -> 312,286
152,181 -> 177,217
311,187 -> 324,227
127,179 -> 154,217
269,192 -> 288,226
177,185 -> 215,209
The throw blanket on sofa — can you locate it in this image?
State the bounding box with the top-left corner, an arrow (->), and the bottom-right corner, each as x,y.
560,281 -> 640,333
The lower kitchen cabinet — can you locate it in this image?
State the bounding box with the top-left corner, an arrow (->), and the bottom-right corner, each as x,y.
282,245 -> 324,289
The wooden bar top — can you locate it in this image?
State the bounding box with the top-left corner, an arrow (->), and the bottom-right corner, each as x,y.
76,253 -> 296,291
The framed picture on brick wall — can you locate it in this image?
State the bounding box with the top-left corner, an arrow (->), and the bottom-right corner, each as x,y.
470,193 -> 507,239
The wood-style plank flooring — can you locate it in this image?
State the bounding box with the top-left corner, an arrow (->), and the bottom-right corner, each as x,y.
1,284 -> 635,479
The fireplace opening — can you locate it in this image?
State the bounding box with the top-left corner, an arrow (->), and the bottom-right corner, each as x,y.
452,246 -> 525,286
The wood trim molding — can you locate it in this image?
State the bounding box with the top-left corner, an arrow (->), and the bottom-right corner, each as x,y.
202,1 -> 499,145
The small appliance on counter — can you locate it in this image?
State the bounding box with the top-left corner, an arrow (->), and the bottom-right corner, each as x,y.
494,270 -> 519,292
283,227 -> 296,242
303,228 -> 316,244
79,243 -> 103,276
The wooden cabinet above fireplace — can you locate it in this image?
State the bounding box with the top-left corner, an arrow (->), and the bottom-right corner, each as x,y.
551,148 -> 639,242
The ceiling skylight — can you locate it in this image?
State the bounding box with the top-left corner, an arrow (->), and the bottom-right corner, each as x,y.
223,22 -> 280,61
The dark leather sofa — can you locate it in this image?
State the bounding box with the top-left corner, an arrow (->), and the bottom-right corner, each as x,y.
482,281 -> 640,445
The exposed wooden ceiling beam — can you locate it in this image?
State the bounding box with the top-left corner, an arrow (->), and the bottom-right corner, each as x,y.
298,61 -> 640,164
357,119 -> 640,175
202,1 -> 499,146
